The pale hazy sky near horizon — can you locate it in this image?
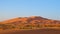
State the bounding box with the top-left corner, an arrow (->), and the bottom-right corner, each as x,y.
0,0 -> 60,21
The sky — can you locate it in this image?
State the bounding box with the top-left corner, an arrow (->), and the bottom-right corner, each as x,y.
0,0 -> 60,21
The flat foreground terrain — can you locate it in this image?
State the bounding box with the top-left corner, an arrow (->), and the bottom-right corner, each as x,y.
0,29 -> 60,34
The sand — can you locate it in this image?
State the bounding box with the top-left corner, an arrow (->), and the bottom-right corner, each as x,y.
0,29 -> 60,34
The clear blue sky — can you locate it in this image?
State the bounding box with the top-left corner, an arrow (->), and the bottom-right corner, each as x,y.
0,0 -> 60,21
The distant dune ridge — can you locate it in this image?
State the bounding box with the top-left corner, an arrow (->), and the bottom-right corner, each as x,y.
0,16 -> 60,34
1,16 -> 60,24
0,16 -> 60,30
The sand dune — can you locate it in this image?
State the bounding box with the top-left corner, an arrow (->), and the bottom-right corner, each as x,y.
0,29 -> 60,34
0,16 -> 60,34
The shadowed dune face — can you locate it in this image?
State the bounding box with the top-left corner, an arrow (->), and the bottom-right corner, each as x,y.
0,29 -> 60,34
